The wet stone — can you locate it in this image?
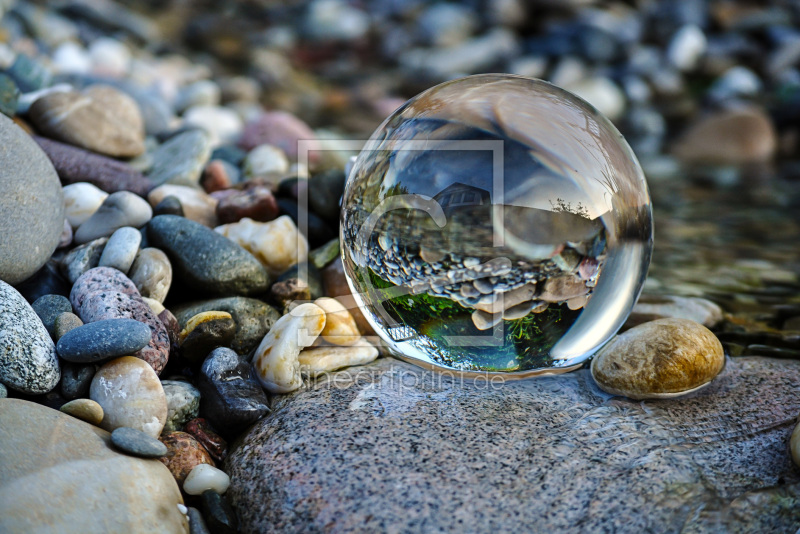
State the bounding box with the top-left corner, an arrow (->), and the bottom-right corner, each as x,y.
59,361 -> 94,400
201,490 -> 238,534
179,312 -> 236,364
56,318 -> 152,363
197,347 -> 270,436
172,297 -> 279,355
111,426 -> 168,458
184,418 -> 228,464
162,380 -> 202,433
31,294 -> 73,340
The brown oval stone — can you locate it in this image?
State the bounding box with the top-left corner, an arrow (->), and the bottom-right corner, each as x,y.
590,318 -> 725,400
159,431 -> 214,485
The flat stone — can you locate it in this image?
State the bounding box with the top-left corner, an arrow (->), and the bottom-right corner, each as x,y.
60,398 -> 103,425
147,215 -> 270,297
196,347 -> 270,436
34,136 -> 153,196
147,130 -> 212,187
59,237 -> 108,284
98,226 -> 141,273
0,114 -> 64,285
28,84 -> 145,158
74,191 -> 153,244
627,294 -> 724,329
111,426 -> 168,458
0,281 -> 60,394
56,318 -> 152,363
226,357 -> 800,533
32,294 -> 73,340
172,297 -> 280,355
0,399 -> 188,533
90,356 -> 167,438
162,380 -> 201,433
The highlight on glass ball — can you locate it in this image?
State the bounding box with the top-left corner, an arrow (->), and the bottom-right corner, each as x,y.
341,74 -> 653,376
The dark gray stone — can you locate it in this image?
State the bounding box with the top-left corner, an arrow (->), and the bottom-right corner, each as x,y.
0,281 -> 60,394
309,169 -> 345,221
110,427 -> 168,458
153,195 -> 184,217
172,297 -> 280,355
31,294 -> 73,340
187,507 -> 210,534
197,347 -> 269,436
59,361 -> 95,400
201,490 -> 238,534
226,357 -> 800,533
147,215 -> 270,297
147,129 -> 212,187
13,260 -> 71,303
59,237 -> 108,285
56,318 -> 152,363
0,113 -> 64,286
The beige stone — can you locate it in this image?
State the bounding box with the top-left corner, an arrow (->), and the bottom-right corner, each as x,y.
148,184 -> 218,228
60,398 -> 103,426
314,297 -> 360,346
216,216 -> 308,277
298,339 -> 379,378
591,318 -> 725,400
252,303 -> 326,394
90,356 -> 168,438
474,283 -> 537,314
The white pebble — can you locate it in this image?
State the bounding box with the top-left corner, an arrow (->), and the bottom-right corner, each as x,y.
182,105 -> 243,147
89,37 -> 131,77
215,216 -> 308,277
667,24 -> 706,71
243,144 -> 290,180
177,504 -> 188,515
52,41 -> 92,74
98,226 -> 141,274
183,464 -> 231,496
63,182 -> 109,229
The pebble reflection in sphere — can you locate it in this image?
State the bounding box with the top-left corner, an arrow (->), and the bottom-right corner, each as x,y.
341,74 -> 653,375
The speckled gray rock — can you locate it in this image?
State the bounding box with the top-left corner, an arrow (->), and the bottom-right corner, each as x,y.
226,357 -> 800,534
0,399 -> 188,533
98,226 -> 141,274
31,294 -> 73,340
172,297 -> 280,355
162,380 -> 201,433
60,237 -> 108,284
0,281 -> 60,394
74,192 -> 153,245
147,215 -> 269,297
147,129 -> 212,187
0,113 -> 64,285
56,318 -> 152,363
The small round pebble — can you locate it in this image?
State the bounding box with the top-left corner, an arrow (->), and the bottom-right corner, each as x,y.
31,294 -> 73,340
60,398 -> 104,426
111,426 -> 168,458
98,226 -> 142,274
74,191 -> 153,245
54,312 -> 84,340
56,318 -> 152,363
183,463 -> 231,495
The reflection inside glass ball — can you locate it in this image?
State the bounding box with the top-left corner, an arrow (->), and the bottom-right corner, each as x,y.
341,74 -> 653,375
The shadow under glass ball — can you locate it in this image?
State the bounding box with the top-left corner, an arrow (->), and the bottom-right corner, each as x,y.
341,74 -> 653,376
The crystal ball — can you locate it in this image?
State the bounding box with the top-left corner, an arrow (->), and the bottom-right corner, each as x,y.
341,74 -> 653,376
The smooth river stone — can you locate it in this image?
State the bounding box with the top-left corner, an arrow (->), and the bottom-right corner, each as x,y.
147,215 -> 270,297
34,136 -> 154,196
70,267 -> 170,374
56,318 -> 152,363
59,237 -> 108,284
28,84 -> 145,158
147,129 -> 212,187
226,357 -> 800,533
62,182 -> 108,228
90,356 -> 168,438
0,113 -> 64,285
158,431 -> 214,485
98,226 -> 141,273
74,191 -> 153,244
0,399 -> 188,534
0,281 -> 60,394
128,247 -> 172,303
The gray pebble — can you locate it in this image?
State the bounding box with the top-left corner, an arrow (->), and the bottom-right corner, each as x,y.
98,226 -> 142,274
187,506 -> 211,534
147,129 -> 212,187
110,426 -> 168,458
128,248 -> 172,303
59,237 -> 108,284
59,361 -> 95,400
31,294 -> 72,340
74,192 -> 153,245
56,318 -> 152,363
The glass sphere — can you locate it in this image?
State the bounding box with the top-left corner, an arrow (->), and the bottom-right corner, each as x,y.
341,74 -> 653,376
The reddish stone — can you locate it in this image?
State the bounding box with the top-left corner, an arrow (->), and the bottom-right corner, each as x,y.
201,160 -> 232,193
158,431 -> 215,485
216,184 -> 279,224
239,111 -> 320,163
184,418 -> 228,463
70,267 -> 170,374
34,136 -> 153,196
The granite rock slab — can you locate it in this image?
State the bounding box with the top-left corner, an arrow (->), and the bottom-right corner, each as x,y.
227,356 -> 800,533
